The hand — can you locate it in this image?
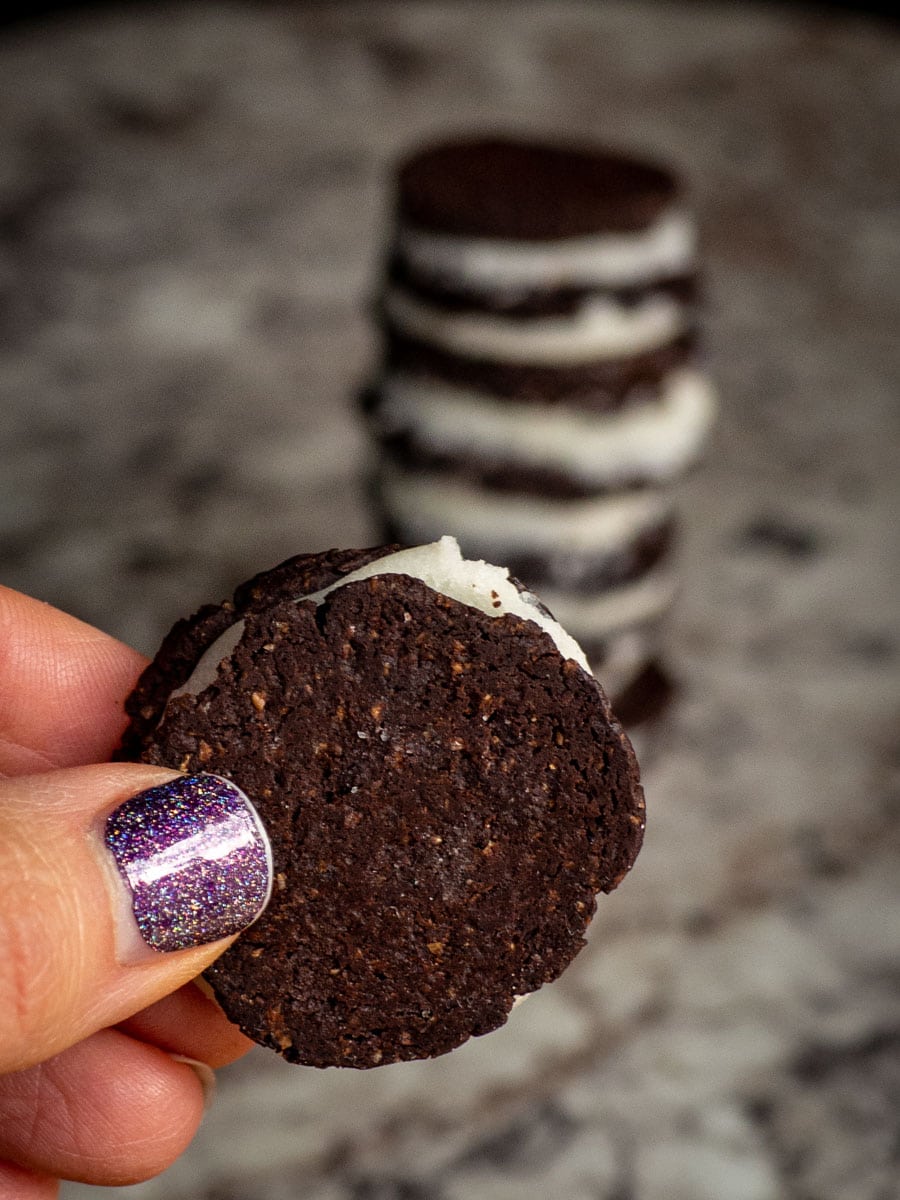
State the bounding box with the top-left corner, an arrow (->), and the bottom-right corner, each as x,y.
0,586 -> 272,1197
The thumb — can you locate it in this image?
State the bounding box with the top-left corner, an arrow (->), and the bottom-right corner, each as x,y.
0,765 -> 272,1074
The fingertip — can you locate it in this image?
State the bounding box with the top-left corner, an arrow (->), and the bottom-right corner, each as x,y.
0,1029 -> 207,1186
120,1053 -> 208,1180
118,980 -> 255,1069
82,1058 -> 207,1186
169,1054 -> 217,1111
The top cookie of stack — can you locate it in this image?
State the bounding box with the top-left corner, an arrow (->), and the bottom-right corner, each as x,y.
365,137 -> 716,722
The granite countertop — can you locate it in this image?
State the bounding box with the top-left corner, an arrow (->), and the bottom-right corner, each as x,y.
1,3 -> 897,1198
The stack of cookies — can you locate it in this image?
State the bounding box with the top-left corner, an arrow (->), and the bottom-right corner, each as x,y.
363,137 -> 716,724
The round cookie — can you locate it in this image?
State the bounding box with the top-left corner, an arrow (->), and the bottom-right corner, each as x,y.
118,538 -> 644,1069
396,137 -> 679,240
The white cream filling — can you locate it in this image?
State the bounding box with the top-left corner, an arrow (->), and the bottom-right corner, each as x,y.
376,368 -> 716,486
537,568 -> 679,640
383,286 -> 687,364
170,622 -> 247,701
170,537 -> 591,702
380,466 -> 673,556
397,209 -> 696,291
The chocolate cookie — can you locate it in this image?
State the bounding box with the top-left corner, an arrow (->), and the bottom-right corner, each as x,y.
118,539 -> 644,1069
359,134 -> 716,732
395,137 -> 679,240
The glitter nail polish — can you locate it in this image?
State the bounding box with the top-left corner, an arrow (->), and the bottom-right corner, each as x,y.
105,774 -> 273,953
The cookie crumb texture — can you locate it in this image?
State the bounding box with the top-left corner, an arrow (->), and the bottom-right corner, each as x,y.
128,557 -> 643,1069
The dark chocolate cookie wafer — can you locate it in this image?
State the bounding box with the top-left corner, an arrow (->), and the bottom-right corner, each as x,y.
396,137 -> 679,240
118,539 -> 644,1069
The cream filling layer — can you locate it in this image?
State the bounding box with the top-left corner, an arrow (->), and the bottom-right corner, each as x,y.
170,536 -> 590,702
383,286 -> 687,364
376,368 -> 716,486
380,466 -> 673,556
397,209 -> 696,291
537,569 -> 679,640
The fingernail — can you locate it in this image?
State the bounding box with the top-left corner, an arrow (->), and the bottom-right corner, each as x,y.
104,774 -> 273,954
170,1055 -> 217,1112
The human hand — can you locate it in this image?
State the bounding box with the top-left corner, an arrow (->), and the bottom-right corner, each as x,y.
0,585 -> 273,1198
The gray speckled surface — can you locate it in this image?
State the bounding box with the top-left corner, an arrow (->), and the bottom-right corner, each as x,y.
0,2 -> 897,1198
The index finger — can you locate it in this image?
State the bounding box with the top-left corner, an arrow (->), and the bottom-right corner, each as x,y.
0,585 -> 148,778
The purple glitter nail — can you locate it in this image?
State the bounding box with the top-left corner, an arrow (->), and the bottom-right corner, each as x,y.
105,774 -> 273,953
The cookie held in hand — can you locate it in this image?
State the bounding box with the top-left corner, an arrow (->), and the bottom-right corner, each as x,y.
119,537 -> 644,1068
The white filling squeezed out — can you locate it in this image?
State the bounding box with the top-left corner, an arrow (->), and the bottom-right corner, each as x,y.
171,537 -> 590,702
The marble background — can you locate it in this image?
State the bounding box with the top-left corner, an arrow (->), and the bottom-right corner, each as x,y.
0,2 -> 897,1197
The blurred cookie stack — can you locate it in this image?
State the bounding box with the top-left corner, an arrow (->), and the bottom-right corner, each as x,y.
363,137 -> 716,725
